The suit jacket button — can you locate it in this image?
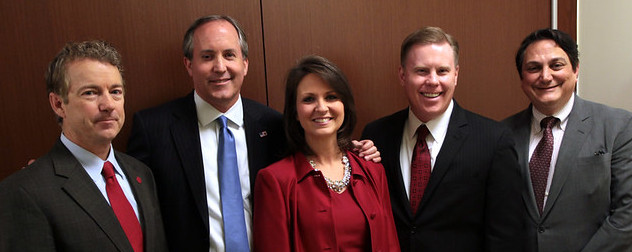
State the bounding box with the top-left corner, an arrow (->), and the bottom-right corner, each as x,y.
537,226 -> 545,233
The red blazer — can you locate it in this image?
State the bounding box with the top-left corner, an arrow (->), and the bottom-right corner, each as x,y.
253,151 -> 400,252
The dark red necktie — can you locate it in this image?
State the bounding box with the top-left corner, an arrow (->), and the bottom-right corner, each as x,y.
529,117 -> 558,214
102,161 -> 144,252
410,125 -> 431,214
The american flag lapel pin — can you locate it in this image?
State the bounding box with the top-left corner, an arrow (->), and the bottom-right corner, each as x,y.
259,131 -> 268,138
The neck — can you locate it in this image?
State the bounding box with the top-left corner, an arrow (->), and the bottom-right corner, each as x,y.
305,135 -> 341,165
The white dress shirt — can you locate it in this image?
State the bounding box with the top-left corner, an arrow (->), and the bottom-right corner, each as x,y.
399,100 -> 454,199
528,95 -> 574,208
60,133 -> 140,220
195,92 -> 252,252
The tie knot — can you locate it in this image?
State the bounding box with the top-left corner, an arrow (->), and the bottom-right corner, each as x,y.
416,125 -> 430,142
218,115 -> 228,128
540,116 -> 559,130
102,161 -> 115,179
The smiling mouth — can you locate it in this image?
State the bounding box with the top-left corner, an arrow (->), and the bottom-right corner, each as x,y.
536,83 -> 562,90
422,92 -> 441,98
209,78 -> 232,84
313,117 -> 333,123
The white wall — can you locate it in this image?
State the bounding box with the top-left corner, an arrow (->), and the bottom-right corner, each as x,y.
577,0 -> 632,112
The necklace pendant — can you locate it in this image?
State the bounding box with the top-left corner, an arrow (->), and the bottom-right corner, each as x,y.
309,154 -> 352,193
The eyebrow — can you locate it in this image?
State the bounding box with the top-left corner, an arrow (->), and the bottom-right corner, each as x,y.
77,83 -> 124,91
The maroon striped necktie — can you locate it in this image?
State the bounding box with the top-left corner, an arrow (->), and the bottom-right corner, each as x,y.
410,125 -> 431,215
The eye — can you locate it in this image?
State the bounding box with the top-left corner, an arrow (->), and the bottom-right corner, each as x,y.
224,51 -> 236,59
301,96 -> 314,103
111,89 -> 124,95
201,54 -> 212,60
325,94 -> 339,101
438,68 -> 450,75
525,65 -> 541,72
82,90 -> 97,96
415,69 -> 428,75
551,62 -> 565,70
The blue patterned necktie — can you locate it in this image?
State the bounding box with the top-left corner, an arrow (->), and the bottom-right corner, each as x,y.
217,115 -> 250,252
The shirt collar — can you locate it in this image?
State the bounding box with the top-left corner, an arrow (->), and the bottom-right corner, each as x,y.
531,95 -> 574,132
194,92 -> 244,128
406,99 -> 454,143
60,133 -> 122,178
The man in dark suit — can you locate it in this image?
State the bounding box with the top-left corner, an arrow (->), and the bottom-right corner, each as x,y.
127,15 -> 379,252
503,28 -> 632,252
0,41 -> 167,251
362,27 -> 525,252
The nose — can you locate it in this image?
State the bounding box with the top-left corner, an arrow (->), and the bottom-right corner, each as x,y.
99,93 -> 116,111
314,99 -> 328,113
541,67 -> 553,82
212,57 -> 227,73
426,72 -> 440,85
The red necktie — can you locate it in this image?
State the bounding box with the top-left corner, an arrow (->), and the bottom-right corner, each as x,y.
410,125 -> 431,214
102,161 -> 144,252
529,117 -> 558,214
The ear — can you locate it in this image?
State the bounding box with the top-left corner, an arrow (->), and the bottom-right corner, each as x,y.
49,92 -> 66,119
243,57 -> 249,77
398,66 -> 406,86
184,57 -> 193,77
454,65 -> 459,86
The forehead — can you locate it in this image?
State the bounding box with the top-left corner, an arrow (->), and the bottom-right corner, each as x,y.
297,74 -> 332,92
405,42 -> 455,65
66,59 -> 122,89
193,20 -> 240,50
523,39 -> 570,63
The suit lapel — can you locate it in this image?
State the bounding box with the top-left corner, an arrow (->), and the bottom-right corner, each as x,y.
383,109 -> 413,218
417,103 -> 468,212
511,108 -> 542,220
116,153 -> 148,233
242,99 -> 266,192
170,94 -> 209,231
543,97 -> 591,217
52,141 -> 132,251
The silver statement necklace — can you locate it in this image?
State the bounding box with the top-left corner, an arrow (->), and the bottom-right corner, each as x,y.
309,154 -> 351,193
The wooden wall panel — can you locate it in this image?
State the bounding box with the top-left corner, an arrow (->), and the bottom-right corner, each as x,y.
261,0 -> 550,140
558,0 -> 577,39
0,0 -> 569,180
0,0 -> 265,179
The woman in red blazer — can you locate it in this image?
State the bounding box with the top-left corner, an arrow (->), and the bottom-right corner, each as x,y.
253,55 -> 400,252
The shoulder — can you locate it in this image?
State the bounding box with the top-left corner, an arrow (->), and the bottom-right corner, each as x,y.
134,92 -> 193,120
0,153 -> 56,196
580,98 -> 632,121
256,154 -> 302,188
459,107 -> 510,133
259,155 -> 298,177
363,108 -> 408,134
347,151 -> 385,178
242,98 -> 281,116
502,107 -> 531,129
242,98 -> 283,123
115,151 -> 151,172
365,108 -> 407,128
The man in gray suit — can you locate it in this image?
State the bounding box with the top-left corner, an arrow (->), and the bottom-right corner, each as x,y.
503,28 -> 632,251
0,41 -> 167,251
